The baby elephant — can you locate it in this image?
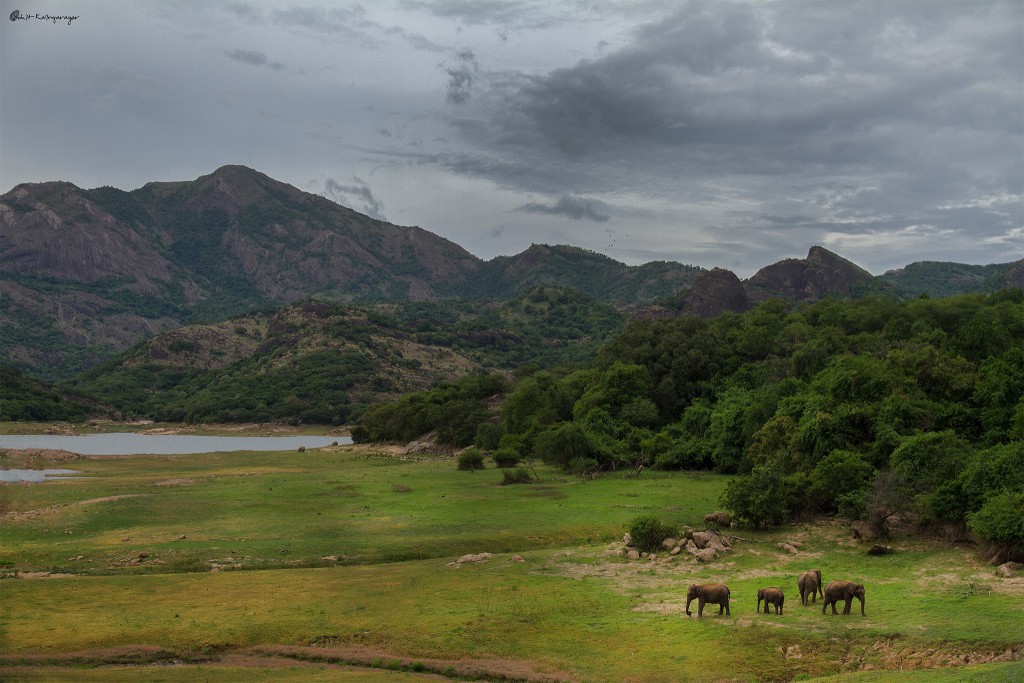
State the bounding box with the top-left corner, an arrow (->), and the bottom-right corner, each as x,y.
685,583 -> 731,618
822,580 -> 866,616
757,587 -> 784,614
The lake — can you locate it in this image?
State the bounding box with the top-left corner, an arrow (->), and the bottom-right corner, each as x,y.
0,433 -> 352,455
0,468 -> 83,483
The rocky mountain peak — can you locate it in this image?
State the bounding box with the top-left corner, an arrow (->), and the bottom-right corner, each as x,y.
745,245 -> 878,303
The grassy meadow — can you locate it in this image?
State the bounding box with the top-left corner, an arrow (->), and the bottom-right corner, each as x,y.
1,443 -> 1022,682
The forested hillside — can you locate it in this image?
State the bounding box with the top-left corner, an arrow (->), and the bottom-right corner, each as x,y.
54,287 -> 621,424
356,290 -> 1024,560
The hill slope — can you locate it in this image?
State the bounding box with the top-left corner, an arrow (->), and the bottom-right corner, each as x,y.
0,166 -> 699,379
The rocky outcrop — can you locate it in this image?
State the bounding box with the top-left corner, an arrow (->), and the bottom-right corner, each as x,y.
745,246 -> 879,303
621,527 -> 733,563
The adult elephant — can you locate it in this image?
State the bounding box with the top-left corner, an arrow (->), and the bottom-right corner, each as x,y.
685,583 -> 731,618
822,580 -> 865,615
798,569 -> 823,605
757,587 -> 784,614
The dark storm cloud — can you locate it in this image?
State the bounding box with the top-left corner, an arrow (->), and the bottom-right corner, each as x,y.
225,50 -> 285,70
437,0 -> 1022,264
218,2 -> 448,53
401,0 -> 535,27
322,177 -> 387,221
444,49 -> 479,104
518,195 -> 610,222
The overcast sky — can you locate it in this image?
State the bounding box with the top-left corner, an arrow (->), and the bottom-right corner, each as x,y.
2,0 -> 1021,276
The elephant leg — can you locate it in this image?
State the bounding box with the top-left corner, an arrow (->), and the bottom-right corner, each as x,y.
719,603 -> 724,615
725,601 -> 730,616
698,598 -> 705,618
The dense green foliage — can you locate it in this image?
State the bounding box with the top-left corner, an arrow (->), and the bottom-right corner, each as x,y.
878,260 -> 1021,298
359,290 -> 1024,558
63,289 -> 616,425
627,514 -> 677,552
0,366 -> 107,421
456,447 -> 485,471
353,373 -> 508,447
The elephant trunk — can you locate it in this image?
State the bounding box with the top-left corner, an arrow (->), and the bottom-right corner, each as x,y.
685,598 -> 693,616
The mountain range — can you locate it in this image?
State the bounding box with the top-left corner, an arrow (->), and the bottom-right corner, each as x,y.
2,164 -> 1021,380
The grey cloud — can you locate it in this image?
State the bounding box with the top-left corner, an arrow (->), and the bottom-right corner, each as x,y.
225,50 -> 285,70
401,0 -> 535,27
444,49 -> 479,104
322,177 -> 387,221
518,195 -> 610,222
436,0 -> 1021,265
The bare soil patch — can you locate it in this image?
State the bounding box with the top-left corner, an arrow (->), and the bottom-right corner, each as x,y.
153,478 -> 197,487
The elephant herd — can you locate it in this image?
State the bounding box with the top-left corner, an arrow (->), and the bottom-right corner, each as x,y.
684,570 -> 866,618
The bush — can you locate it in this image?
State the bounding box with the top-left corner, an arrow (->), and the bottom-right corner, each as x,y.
492,448 -> 520,468
967,491 -> 1024,562
627,514 -> 676,553
456,448 -> 484,471
720,464 -> 795,528
474,421 -> 502,450
500,467 -> 534,485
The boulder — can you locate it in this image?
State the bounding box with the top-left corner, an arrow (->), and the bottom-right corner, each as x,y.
685,539 -> 699,555
670,546 -> 681,555
706,539 -> 728,553
997,562 -> 1022,578
627,550 -> 641,560
623,532 -> 633,547
448,552 -> 493,567
662,537 -> 679,550
704,511 -> 732,526
779,543 -> 799,554
695,548 -> 718,563
691,531 -> 717,548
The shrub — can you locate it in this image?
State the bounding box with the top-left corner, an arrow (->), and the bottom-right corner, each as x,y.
501,467 -> 534,485
720,464 -> 795,528
474,421 -> 503,450
457,448 -> 485,471
492,448 -> 520,468
566,457 -> 600,477
967,491 -> 1024,562
627,514 -> 675,553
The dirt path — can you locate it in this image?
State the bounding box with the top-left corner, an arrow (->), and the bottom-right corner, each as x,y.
0,494 -> 146,523
0,645 -> 577,682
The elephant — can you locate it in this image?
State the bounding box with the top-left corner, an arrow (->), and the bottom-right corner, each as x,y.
757,587 -> 784,614
798,569 -> 823,605
685,583 -> 730,618
822,580 -> 865,615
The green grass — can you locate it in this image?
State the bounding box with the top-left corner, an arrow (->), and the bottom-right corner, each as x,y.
2,445 -> 1022,682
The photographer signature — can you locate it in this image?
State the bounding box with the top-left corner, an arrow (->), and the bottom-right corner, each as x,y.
10,10 -> 79,25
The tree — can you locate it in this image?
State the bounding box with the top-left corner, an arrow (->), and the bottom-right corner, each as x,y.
968,491 -> 1024,562
720,464 -> 794,528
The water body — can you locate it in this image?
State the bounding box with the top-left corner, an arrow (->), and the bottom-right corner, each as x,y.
0,433 -> 352,455
0,468 -> 82,483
